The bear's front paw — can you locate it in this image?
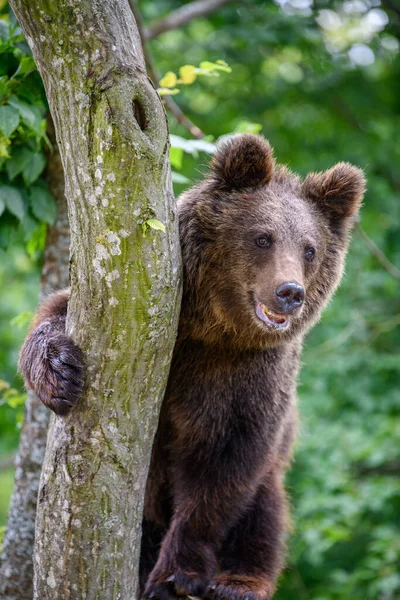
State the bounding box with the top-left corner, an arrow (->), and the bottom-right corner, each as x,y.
207,574 -> 274,600
20,328 -> 84,416
143,571 -> 211,600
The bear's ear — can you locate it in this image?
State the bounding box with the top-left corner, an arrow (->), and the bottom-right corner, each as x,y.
302,162 -> 366,219
211,134 -> 275,190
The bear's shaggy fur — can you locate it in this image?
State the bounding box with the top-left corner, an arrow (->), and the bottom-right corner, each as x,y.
19,134 -> 365,600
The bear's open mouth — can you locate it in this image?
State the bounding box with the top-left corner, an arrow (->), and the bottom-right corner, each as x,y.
255,302 -> 289,330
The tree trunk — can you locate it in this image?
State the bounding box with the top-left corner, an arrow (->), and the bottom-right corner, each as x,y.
8,1 -> 181,599
0,119 -> 70,600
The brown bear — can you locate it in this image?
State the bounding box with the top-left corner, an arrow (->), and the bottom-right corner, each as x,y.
19,134 -> 365,600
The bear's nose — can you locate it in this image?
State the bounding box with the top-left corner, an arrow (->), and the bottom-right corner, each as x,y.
275,282 -> 305,314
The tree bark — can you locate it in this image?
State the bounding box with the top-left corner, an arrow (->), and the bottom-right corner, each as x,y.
0,119 -> 70,600
8,1 -> 181,599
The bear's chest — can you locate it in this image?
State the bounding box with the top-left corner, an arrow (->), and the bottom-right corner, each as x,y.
164,340 -> 298,447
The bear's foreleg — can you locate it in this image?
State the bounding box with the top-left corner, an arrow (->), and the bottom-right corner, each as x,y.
19,289 -> 84,415
142,459 -> 259,600
210,473 -> 287,600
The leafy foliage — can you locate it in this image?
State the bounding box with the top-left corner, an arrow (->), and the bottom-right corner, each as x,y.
0,379 -> 25,421
0,244 -> 39,454
0,8 -> 55,255
158,59 -> 231,95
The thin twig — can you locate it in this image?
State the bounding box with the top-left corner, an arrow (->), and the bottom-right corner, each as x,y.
144,0 -> 235,40
355,459 -> 400,476
306,321 -> 359,358
163,96 -> 204,139
129,0 -> 205,139
356,223 -> 400,281
367,313 -> 400,344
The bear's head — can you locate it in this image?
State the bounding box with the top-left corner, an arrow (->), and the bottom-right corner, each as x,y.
178,134 -> 365,349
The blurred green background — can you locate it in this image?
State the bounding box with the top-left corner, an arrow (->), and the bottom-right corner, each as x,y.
0,0 -> 399,598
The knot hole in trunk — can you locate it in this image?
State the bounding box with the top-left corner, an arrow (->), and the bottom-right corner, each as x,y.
133,99 -> 147,131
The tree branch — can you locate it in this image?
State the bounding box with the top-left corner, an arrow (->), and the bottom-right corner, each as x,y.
144,0 -> 235,40
356,223 -> 400,281
163,95 -> 205,139
129,0 -> 205,139
355,459 -> 400,476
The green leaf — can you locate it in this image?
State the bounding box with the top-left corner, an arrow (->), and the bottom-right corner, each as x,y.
157,88 -> 180,96
170,146 -> 183,169
26,221 -> 47,257
0,221 -> 13,248
234,120 -> 263,135
16,56 -> 36,76
199,60 -> 232,74
0,105 -> 19,138
6,390 -> 27,409
0,185 -> 25,219
10,311 -> 34,329
6,146 -> 33,180
0,77 -> 12,98
0,196 -> 5,217
7,96 -> 37,125
146,218 -> 166,233
21,213 -> 39,239
0,20 -> 9,43
7,96 -> 45,135
0,380 -> 10,392
23,152 -> 46,185
0,132 -> 10,158
30,185 -> 56,225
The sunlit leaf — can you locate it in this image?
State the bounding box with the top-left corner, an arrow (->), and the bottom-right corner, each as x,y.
179,65 -> 197,84
157,87 -> 180,96
234,120 -> 263,135
146,218 -> 166,233
170,146 -> 183,169
199,60 -> 232,73
10,310 -> 34,328
159,71 -> 177,88
26,221 -> 47,257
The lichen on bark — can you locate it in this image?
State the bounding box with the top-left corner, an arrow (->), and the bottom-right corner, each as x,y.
7,1 -> 182,598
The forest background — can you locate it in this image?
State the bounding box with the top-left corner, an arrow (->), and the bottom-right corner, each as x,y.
0,0 -> 399,598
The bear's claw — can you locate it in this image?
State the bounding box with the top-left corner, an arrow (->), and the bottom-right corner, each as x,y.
144,571 -> 210,599
20,326 -> 84,416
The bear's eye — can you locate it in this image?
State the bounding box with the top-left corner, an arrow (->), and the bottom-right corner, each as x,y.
305,247 -> 316,261
256,234 -> 272,249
